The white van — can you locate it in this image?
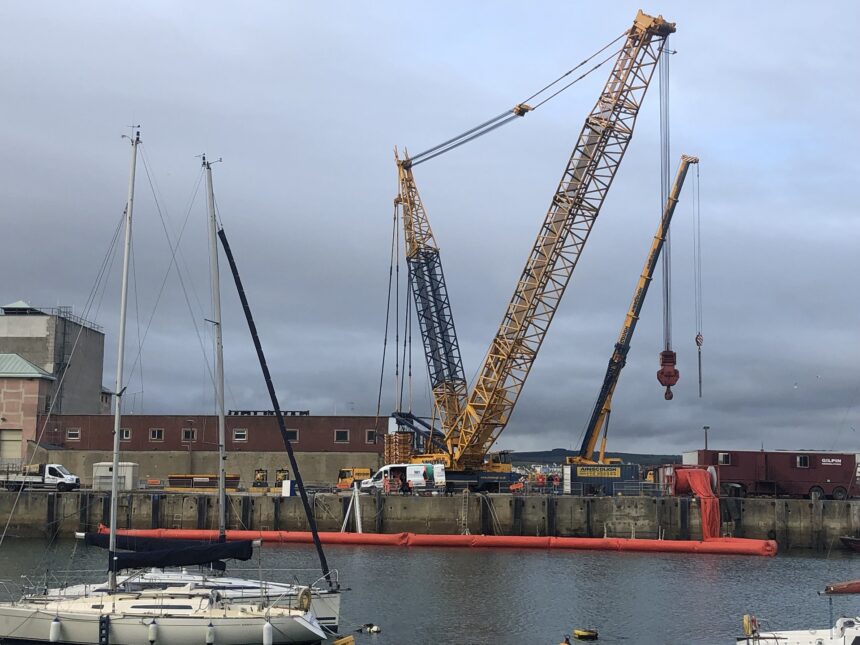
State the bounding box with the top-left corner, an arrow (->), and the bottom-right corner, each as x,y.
360,463 -> 445,492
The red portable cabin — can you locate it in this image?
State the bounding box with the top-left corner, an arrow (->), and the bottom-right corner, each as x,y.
684,450 -> 858,500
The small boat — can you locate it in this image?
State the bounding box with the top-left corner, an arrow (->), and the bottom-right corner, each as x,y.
574,628 -> 599,641
737,580 -> 860,644
839,535 -> 860,552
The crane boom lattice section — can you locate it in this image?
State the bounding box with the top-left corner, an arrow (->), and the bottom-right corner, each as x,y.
450,11 -> 675,469
396,157 -> 468,430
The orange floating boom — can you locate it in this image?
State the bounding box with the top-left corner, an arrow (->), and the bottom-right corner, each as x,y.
100,525 -> 776,557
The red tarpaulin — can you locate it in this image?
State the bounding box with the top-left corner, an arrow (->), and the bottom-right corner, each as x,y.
675,468 -> 720,540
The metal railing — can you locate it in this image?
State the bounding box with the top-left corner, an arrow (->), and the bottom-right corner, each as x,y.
1,305 -> 103,333
612,481 -> 668,497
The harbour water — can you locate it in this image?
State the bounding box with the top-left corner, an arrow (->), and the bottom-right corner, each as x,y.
0,539 -> 856,644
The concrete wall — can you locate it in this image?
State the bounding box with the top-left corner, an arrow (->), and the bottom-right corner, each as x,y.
49,318 -> 104,414
4,491 -> 859,552
0,316 -> 52,370
28,444 -> 383,487
0,313 -> 104,414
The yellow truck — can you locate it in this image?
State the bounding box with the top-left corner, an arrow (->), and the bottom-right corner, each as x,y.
336,467 -> 373,490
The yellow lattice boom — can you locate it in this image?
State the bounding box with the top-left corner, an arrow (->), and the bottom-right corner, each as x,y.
447,10 -> 675,470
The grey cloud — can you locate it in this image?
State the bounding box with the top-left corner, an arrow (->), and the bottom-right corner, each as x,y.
1,2 -> 858,457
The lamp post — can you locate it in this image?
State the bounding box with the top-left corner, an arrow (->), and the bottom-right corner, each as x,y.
703,425 -> 710,451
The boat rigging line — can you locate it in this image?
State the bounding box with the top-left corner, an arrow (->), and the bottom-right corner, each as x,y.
122,148 -> 224,413
405,31 -> 627,168
217,227 -> 335,589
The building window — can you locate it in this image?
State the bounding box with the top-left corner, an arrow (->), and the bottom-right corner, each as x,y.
334,429 -> 349,444
182,427 -> 197,442
66,427 -> 81,441
366,429 -> 376,444
717,452 -> 731,466
795,455 -> 809,469
120,428 -> 131,442
149,428 -> 164,442
233,428 -> 248,442
286,429 -> 299,442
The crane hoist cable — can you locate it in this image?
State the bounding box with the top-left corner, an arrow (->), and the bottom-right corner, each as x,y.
406,31 -> 627,168
656,38 -> 679,401
692,162 -> 704,397
373,202 -> 400,427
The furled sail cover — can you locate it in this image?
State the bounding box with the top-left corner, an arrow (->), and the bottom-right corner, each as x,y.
85,533 -> 253,570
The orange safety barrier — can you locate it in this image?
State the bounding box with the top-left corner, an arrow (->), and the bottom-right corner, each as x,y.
406,534 -> 474,547
100,525 -> 776,556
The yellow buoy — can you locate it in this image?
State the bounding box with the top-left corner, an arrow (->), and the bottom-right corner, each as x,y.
574,628 -> 599,641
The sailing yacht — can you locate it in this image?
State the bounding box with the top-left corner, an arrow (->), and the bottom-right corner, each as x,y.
0,134 -> 327,644
47,154 -> 343,635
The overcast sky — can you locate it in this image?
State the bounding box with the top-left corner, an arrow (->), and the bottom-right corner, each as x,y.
2,2 -> 859,455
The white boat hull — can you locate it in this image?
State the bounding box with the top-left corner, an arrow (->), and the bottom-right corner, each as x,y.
52,570 -> 341,633
737,616 -> 860,644
0,594 -> 325,644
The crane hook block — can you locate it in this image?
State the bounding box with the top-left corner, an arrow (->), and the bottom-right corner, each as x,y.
657,350 -> 679,389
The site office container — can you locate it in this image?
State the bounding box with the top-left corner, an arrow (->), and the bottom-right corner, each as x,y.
683,450 -> 858,500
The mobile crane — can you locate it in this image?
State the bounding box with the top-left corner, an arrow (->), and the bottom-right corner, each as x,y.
395,10 -> 675,488
567,154 -> 699,468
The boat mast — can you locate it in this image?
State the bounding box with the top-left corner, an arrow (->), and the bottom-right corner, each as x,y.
203,155 -> 228,542
109,129 -> 140,592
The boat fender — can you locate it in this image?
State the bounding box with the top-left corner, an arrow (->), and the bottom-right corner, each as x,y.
742,615 -> 758,636
297,587 -> 312,612
205,622 -> 215,645
262,620 -> 273,645
49,617 -> 61,643
148,619 -> 158,644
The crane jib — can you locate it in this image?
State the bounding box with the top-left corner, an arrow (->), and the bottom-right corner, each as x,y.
577,155 -> 698,462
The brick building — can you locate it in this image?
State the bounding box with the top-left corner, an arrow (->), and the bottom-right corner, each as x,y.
32,413 -> 386,486
40,413 -> 386,454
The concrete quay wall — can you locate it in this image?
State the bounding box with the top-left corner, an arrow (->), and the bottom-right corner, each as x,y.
2,492 -> 858,552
